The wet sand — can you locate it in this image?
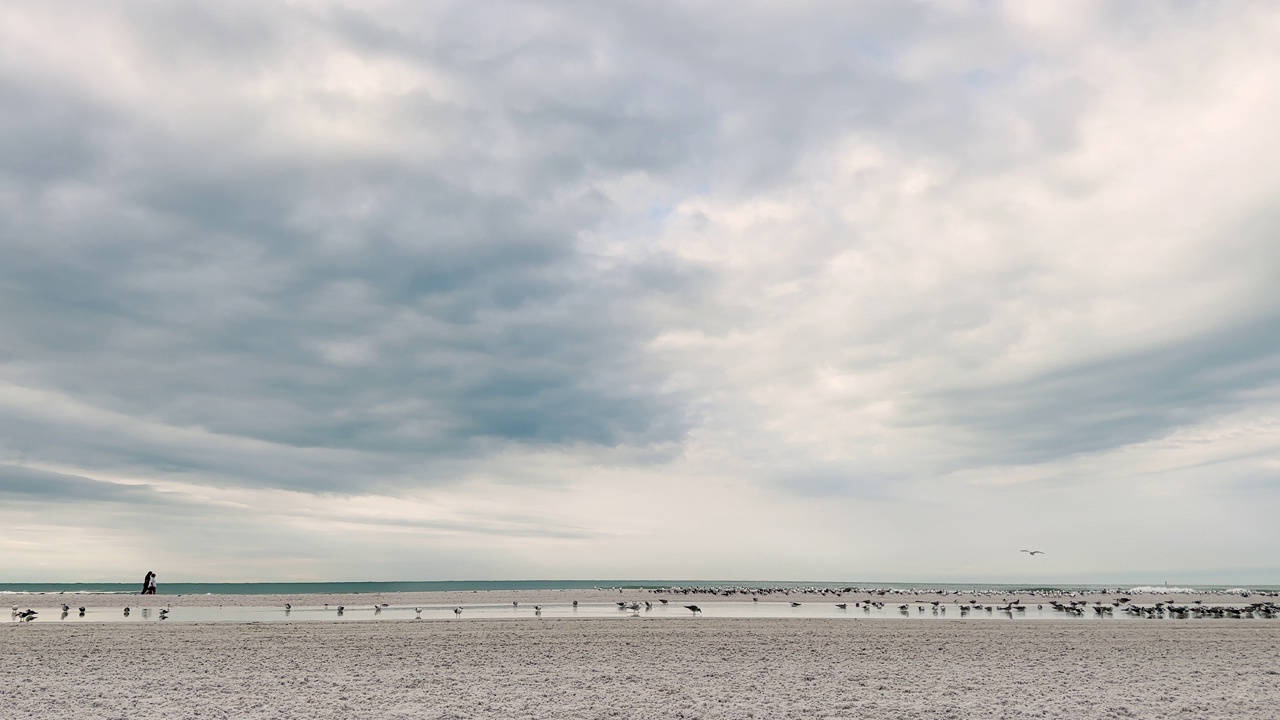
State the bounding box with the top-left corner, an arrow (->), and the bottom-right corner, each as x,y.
14,587 -> 1273,611
5,618 -> 1278,719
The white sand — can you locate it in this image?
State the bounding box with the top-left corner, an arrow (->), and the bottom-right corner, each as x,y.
5,617 -> 1278,719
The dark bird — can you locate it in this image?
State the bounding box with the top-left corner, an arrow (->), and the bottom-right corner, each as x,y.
790,602 -> 802,607
836,603 -> 847,609
284,603 -> 291,611
685,605 -> 702,615
78,607 -> 86,615
453,607 -> 462,617
1020,550 -> 1044,555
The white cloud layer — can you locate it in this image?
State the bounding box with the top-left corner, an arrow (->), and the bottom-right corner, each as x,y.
2,0 -> 1277,583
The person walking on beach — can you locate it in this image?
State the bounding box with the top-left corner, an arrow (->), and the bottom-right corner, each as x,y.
141,571 -> 156,595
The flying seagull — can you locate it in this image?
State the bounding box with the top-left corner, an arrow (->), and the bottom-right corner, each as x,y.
1020,550 -> 1044,555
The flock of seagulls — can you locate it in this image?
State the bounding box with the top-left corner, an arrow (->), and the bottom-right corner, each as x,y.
14,584 -> 1279,624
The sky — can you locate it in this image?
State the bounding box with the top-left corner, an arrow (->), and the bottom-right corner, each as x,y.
1,0 -> 1278,585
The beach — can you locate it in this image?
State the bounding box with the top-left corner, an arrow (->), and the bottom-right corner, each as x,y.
12,586 -> 1274,611
6,614 -> 1278,719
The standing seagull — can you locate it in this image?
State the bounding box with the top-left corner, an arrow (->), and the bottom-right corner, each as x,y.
684,605 -> 702,615
1020,550 -> 1044,556
453,607 -> 462,618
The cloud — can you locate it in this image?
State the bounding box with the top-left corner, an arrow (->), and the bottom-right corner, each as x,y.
0,464 -> 171,505
1,0 -> 1279,581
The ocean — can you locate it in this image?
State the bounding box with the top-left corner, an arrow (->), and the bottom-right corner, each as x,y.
2,580 -> 1276,596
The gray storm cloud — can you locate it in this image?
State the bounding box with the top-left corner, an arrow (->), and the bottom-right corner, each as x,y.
1,0 -> 1278,582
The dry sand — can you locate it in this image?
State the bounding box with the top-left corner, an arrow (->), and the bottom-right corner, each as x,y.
4,617 -> 1278,719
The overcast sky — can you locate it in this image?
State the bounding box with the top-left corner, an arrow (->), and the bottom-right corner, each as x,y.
2,0 -> 1278,584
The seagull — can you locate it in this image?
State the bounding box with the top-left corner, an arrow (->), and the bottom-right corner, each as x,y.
572,600 -> 578,607
453,607 -> 462,618
836,603 -> 847,609
414,607 -> 422,619
61,604 -> 70,612
684,605 -> 702,615
373,605 -> 381,614
78,607 -> 86,616
790,602 -> 802,607
123,607 -> 131,616
284,603 -> 292,611
1020,550 -> 1044,555
336,606 -> 344,615
535,605 -> 543,617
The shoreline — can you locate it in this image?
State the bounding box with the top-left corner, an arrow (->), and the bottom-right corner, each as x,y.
6,586 -> 1276,610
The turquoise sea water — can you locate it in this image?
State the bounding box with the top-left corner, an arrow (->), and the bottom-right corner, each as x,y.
3,580 -> 1277,596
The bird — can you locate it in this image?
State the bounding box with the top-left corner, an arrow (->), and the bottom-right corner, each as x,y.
123,607 -> 131,616
373,605 -> 381,614
572,600 -> 578,607
535,605 -> 543,617
684,605 -> 702,615
61,604 -> 70,612
78,607 -> 86,616
790,602 -> 802,607
836,603 -> 847,609
1020,550 -> 1044,555
414,607 -> 422,619
284,603 -> 292,611
336,606 -> 344,615
158,608 -> 170,620
453,607 -> 462,618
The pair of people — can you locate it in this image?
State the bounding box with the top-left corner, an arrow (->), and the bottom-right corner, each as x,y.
140,571 -> 158,595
